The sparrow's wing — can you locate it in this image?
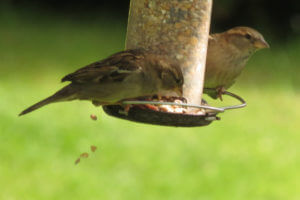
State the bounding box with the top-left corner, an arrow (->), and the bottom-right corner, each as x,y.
61,49 -> 145,83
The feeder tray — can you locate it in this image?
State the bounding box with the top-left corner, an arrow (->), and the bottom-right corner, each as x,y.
103,91 -> 246,127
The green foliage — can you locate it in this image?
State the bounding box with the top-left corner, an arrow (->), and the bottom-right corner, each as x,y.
0,14 -> 299,200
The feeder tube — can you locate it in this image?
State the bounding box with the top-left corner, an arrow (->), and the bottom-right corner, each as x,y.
126,0 -> 212,106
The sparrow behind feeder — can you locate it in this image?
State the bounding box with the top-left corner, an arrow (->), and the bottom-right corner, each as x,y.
204,26 -> 269,100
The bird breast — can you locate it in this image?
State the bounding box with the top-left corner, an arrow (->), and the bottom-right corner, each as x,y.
204,38 -> 250,89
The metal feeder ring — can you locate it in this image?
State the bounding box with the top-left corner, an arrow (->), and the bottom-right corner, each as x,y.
103,91 -> 246,127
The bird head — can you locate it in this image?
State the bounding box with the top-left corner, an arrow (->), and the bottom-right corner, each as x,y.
160,62 -> 184,96
224,26 -> 269,54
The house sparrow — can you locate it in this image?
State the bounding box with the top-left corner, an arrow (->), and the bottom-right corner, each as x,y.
204,26 -> 269,100
19,49 -> 183,116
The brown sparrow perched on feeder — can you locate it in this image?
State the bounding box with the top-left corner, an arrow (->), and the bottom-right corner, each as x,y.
204,27 -> 269,100
19,49 -> 183,116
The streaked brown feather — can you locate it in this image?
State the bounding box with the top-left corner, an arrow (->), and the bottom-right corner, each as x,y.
61,49 -> 144,83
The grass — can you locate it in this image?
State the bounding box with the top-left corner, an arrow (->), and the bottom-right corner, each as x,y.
0,11 -> 299,200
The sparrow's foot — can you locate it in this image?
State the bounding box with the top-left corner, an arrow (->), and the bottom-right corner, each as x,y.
216,86 -> 226,101
124,105 -> 132,113
118,105 -> 131,116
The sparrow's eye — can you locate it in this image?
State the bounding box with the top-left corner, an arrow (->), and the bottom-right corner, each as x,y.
245,33 -> 252,40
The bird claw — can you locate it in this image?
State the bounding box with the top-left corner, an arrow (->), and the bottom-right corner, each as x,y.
216,86 -> 226,101
117,104 -> 131,116
124,105 -> 131,113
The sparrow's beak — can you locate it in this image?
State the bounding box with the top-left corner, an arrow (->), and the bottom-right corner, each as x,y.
175,87 -> 183,96
254,38 -> 270,49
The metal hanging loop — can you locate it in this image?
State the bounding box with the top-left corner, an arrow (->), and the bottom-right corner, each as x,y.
121,91 -> 247,113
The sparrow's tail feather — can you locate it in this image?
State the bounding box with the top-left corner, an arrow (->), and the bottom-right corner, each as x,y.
19,85 -> 77,116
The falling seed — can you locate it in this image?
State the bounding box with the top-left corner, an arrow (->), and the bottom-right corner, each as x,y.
75,158 -> 81,165
91,145 -> 97,152
80,152 -> 89,158
90,114 -> 97,121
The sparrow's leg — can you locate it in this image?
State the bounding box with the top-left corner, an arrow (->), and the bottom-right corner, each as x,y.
216,86 -> 226,101
124,105 -> 132,113
118,104 -> 131,116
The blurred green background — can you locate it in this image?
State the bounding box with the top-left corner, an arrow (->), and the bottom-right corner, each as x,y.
1,1 -> 300,200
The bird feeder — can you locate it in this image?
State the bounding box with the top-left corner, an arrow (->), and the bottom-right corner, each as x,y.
103,0 -> 246,127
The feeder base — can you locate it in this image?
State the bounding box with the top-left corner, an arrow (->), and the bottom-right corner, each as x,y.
103,105 -> 219,127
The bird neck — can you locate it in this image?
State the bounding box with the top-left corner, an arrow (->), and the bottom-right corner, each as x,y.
219,34 -> 253,63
